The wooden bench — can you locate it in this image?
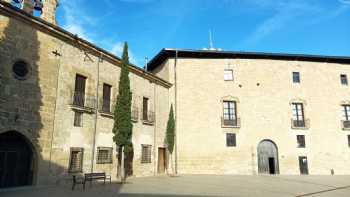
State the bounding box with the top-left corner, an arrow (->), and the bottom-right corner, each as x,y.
84,172 -> 111,185
72,172 -> 111,190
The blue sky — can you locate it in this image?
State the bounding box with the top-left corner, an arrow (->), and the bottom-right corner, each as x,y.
56,0 -> 350,66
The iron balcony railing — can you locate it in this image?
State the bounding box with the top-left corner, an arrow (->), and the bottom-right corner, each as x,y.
341,120 -> 350,130
221,117 -> 241,128
291,119 -> 310,129
71,91 -> 96,109
142,110 -> 155,124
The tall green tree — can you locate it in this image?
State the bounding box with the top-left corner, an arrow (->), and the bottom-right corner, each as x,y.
165,104 -> 175,174
113,42 -> 133,182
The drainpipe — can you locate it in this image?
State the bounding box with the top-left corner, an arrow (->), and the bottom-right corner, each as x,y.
174,50 -> 178,174
91,53 -> 102,173
49,43 -> 63,173
153,81 -> 157,175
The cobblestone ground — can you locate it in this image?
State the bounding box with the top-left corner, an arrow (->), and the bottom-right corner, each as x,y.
1,175 -> 350,197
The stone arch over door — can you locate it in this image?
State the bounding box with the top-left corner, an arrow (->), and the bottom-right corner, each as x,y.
257,139 -> 279,174
0,131 -> 36,188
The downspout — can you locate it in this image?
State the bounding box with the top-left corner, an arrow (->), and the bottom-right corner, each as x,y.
49,43 -> 63,173
153,81 -> 157,175
174,50 -> 178,174
91,53 -> 102,173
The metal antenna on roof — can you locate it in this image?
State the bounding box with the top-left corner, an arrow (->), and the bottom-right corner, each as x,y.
209,30 -> 214,50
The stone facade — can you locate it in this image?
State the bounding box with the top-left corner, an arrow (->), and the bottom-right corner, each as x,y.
150,54 -> 350,175
0,2 -> 171,187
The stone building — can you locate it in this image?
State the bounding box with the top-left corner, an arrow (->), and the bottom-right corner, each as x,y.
0,1 -> 171,188
147,49 -> 350,175
1,0 -> 350,189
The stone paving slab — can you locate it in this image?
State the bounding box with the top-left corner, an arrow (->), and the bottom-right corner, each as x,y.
1,175 -> 350,197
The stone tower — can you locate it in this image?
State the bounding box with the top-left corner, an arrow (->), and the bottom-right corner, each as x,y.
2,0 -> 58,25
41,0 -> 58,25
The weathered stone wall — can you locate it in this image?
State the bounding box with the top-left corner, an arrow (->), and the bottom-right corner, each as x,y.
154,58 -> 350,175
0,7 -> 171,187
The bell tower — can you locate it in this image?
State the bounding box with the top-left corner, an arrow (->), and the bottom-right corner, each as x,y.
41,0 -> 58,25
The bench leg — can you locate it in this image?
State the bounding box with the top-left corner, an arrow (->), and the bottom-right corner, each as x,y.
72,183 -> 75,191
83,181 -> 86,190
104,178 -> 106,184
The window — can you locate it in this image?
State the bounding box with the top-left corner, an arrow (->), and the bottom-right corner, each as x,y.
292,103 -> 304,121
73,111 -> 83,127
297,135 -> 305,148
13,60 -> 29,80
224,69 -> 233,81
348,135 -> 350,147
342,105 -> 350,121
97,147 -> 113,164
73,74 -> 87,107
341,74 -> 348,85
69,148 -> 83,173
223,101 -> 237,120
143,97 -> 149,120
141,144 -> 152,163
292,72 -> 300,83
102,83 -> 112,113
226,133 -> 236,147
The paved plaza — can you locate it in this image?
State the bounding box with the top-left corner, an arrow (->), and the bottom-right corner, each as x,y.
1,175 -> 350,197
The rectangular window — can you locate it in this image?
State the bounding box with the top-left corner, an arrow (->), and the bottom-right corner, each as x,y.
97,147 -> 113,164
341,74 -> 348,85
297,135 -> 305,148
223,101 -> 237,120
141,144 -> 152,163
69,148 -> 83,173
73,111 -> 83,127
292,103 -> 304,121
298,156 -> 309,175
348,135 -> 350,147
292,72 -> 300,83
73,74 -> 87,107
102,83 -> 112,113
143,97 -> 149,121
226,133 -> 236,147
342,105 -> 350,121
224,69 -> 233,81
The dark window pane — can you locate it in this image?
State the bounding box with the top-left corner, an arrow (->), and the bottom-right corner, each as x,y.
73,111 -> 82,127
226,133 -> 236,147
341,74 -> 348,85
297,135 -> 305,148
102,84 -> 112,112
348,135 -> 350,147
97,147 -> 112,164
293,72 -> 300,83
13,61 -> 29,79
143,97 -> 149,120
141,145 -> 152,163
73,74 -> 87,107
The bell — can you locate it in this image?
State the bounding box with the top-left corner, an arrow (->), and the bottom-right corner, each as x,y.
13,0 -> 23,3
33,0 -> 43,12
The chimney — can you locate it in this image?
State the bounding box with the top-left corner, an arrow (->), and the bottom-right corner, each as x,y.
41,0 -> 58,25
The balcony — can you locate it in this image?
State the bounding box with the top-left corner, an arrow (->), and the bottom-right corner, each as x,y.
131,107 -> 139,122
70,91 -> 96,112
142,111 -> 155,125
341,120 -> 350,130
99,99 -> 114,117
291,119 -> 310,129
221,117 -> 241,128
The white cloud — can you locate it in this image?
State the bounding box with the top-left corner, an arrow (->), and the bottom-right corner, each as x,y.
339,0 -> 350,5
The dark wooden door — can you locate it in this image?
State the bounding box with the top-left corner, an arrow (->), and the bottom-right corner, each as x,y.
102,84 -> 111,112
299,156 -> 309,175
158,148 -> 166,174
73,74 -> 86,107
0,131 -> 33,188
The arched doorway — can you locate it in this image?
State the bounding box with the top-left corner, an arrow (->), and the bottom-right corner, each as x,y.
0,131 -> 34,188
257,139 -> 279,174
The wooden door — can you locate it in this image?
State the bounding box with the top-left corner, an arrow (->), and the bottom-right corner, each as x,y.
158,148 -> 166,174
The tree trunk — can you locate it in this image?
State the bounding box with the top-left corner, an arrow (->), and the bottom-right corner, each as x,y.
121,146 -> 126,183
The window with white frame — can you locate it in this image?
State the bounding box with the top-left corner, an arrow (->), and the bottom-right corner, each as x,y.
223,101 -> 237,120
224,69 -> 233,81
342,105 -> 350,121
292,103 -> 304,121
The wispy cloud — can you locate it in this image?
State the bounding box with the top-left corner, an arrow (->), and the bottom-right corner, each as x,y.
240,0 -> 350,47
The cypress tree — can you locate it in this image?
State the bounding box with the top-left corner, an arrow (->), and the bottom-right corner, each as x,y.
113,42 -> 133,181
165,104 -> 175,174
